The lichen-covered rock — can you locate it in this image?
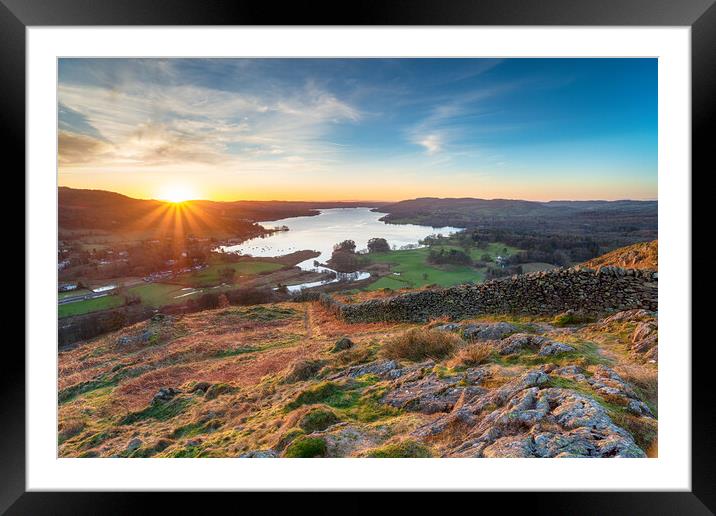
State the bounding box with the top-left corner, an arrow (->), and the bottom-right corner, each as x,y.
603,309 -> 654,324
538,342 -> 576,356
126,438 -> 142,451
311,424 -> 389,457
414,368 -> 646,458
382,374 -> 484,414
240,449 -> 278,458
631,320 -> 658,360
330,359 -> 399,380
435,323 -> 461,332
152,387 -> 179,403
462,322 -> 518,341
449,387 -> 645,458
496,333 -> 551,355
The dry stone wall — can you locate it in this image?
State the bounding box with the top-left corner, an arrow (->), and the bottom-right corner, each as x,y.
320,266 -> 657,323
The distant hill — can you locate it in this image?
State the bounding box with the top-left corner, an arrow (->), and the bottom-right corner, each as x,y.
582,240 -> 658,270
374,197 -> 657,252
376,197 -> 657,228
58,187 -> 383,235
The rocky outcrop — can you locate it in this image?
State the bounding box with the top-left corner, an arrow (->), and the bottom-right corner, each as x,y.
601,309 -> 658,363
321,266 -> 657,323
413,368 -> 646,458
631,320 -> 658,363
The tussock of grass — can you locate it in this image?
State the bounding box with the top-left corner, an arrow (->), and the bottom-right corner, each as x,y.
211,346 -> 257,359
171,418 -> 224,439
120,397 -> 193,425
362,440 -> 433,458
608,408 -> 658,453
59,364 -> 151,404
286,382 -> 345,410
298,407 -> 341,433
344,385 -> 401,423
274,428 -> 305,451
552,311 -> 595,327
58,418 -> 85,444
205,383 -> 237,400
381,328 -> 462,362
239,306 -> 298,321
283,436 -> 327,458
450,342 -> 492,367
332,345 -> 375,366
614,363 -> 658,411
283,359 -> 326,383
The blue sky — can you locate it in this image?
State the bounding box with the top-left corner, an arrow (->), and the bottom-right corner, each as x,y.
58,58 -> 657,201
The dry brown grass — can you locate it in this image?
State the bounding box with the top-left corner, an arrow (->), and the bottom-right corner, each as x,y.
58,417 -> 85,443
614,363 -> 658,407
381,328 -> 462,362
450,342 -> 493,367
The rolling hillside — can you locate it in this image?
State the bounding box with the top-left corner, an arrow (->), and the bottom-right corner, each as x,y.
583,240 -> 658,270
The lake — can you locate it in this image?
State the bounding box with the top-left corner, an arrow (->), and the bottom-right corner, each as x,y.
219,207 -> 463,270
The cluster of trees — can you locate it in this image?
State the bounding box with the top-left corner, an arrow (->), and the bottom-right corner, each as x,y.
327,237 -> 393,272
59,237 -> 217,281
367,237 -> 391,253
329,240 -> 364,272
485,264 -> 523,280
427,248 -> 472,266
427,229 -> 602,267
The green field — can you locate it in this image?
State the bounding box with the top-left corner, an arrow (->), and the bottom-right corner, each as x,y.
58,289 -> 92,300
58,295 -> 124,318
127,283 -> 201,308
362,242 -> 521,291
176,261 -> 283,287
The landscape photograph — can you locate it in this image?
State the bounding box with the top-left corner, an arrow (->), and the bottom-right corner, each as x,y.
57,57 -> 658,459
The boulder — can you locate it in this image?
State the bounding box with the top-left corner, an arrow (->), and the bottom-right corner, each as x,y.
331,359 -> 399,380
126,438 -> 143,452
496,333 -> 551,355
462,322 -> 517,341
153,387 -> 179,403
538,342 -> 576,356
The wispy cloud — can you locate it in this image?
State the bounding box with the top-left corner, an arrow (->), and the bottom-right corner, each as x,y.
408,81 -> 523,158
58,63 -> 362,170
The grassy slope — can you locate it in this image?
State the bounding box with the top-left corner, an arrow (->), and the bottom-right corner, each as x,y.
174,261 -> 283,288
583,240 -> 658,270
57,302 -> 658,458
58,295 -> 125,318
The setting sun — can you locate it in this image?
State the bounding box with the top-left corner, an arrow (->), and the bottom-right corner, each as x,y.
157,184 -> 195,203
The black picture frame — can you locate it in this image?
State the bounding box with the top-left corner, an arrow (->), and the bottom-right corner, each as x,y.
6,0 -> 710,512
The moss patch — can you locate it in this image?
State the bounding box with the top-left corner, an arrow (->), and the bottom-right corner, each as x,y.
363,440 -> 433,458
120,397 -> 193,425
298,407 -> 341,433
283,436 -> 327,458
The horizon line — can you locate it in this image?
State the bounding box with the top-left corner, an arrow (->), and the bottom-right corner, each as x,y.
58,186 -> 658,204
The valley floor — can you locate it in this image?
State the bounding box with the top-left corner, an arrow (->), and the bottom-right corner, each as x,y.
58,301 -> 658,458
